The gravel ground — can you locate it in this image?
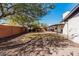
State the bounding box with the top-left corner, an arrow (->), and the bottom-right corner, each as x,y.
0,32 -> 79,56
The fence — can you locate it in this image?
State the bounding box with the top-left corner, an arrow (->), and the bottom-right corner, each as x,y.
0,25 -> 26,38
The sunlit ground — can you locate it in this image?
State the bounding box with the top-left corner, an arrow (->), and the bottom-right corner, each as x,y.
0,32 -> 79,56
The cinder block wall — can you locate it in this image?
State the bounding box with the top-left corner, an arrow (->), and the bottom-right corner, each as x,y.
0,25 -> 26,38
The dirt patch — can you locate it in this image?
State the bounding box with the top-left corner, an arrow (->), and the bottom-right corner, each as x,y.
0,32 -> 79,56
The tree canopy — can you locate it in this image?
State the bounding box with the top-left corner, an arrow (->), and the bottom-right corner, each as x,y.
0,3 -> 55,27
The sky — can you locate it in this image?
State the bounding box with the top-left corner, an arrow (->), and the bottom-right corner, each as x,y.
40,3 -> 77,26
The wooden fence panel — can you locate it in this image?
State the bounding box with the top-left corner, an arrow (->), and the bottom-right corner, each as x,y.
0,25 -> 26,38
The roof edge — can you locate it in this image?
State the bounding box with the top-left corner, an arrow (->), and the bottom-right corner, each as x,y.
61,4 -> 79,22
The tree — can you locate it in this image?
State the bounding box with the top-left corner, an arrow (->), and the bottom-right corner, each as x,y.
0,3 -> 55,27
40,23 -> 48,31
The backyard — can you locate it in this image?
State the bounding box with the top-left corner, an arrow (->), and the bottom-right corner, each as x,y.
0,32 -> 79,56
0,3 -> 79,56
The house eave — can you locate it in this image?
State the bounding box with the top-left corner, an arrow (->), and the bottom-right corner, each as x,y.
62,4 -> 79,22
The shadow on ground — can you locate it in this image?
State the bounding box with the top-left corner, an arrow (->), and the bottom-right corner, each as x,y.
0,31 -> 27,43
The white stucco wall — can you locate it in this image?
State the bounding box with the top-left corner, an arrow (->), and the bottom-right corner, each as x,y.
63,16 -> 79,43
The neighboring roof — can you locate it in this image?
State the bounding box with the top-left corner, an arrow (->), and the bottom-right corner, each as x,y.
62,4 -> 79,22
49,23 -> 64,27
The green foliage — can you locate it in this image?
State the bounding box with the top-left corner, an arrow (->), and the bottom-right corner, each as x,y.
29,21 -> 41,29
0,3 -> 55,27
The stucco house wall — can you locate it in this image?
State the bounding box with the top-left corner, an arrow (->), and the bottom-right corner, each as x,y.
63,12 -> 79,43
